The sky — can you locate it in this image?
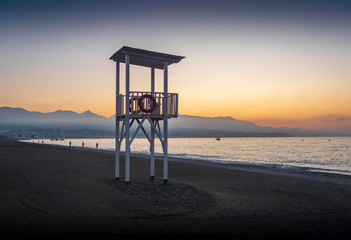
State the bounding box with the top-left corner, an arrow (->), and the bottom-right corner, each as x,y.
1,0 -> 351,133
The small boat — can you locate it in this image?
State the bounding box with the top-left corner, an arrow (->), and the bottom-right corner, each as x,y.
216,137 -> 221,141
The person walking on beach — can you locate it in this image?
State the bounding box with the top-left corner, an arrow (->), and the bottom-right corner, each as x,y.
96,142 -> 99,149
82,141 -> 84,148
69,141 -> 72,148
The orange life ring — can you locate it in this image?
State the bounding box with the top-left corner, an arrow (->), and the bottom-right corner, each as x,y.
129,96 -> 140,114
138,94 -> 156,113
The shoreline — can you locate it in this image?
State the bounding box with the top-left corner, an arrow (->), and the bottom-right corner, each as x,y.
24,140 -> 351,185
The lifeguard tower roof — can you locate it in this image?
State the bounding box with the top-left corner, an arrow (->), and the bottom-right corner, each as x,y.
109,46 -> 185,69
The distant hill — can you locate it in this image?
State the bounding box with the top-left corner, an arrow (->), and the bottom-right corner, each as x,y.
168,115 -> 335,137
0,107 -> 110,130
0,107 -> 340,139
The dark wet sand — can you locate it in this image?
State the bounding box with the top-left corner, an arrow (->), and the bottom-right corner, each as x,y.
1,140 -> 351,239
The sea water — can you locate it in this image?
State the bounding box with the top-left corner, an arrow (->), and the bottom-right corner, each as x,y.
25,137 -> 351,175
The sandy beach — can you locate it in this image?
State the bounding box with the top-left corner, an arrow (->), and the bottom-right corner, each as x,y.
1,140 -> 351,239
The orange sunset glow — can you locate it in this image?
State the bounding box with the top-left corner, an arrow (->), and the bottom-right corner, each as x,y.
1,1 -> 351,134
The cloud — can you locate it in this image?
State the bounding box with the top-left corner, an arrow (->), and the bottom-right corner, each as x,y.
337,117 -> 351,121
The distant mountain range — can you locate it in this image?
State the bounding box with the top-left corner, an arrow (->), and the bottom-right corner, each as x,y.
0,107 -> 110,130
0,107 -> 343,139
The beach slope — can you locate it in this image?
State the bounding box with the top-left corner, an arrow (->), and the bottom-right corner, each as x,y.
1,141 -> 351,239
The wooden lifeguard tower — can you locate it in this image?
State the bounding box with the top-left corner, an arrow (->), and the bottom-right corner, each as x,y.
110,46 -> 185,184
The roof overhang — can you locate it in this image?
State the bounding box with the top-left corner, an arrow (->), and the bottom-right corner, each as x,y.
109,46 -> 185,69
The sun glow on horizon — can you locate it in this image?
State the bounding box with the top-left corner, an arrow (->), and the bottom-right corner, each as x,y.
1,1 -> 351,133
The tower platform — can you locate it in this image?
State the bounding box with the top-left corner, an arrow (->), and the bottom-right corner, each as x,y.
117,91 -> 178,119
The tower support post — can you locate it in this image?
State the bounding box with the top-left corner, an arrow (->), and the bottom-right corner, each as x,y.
150,68 -> 155,180
115,62 -> 120,180
125,54 -> 131,184
163,62 -> 168,185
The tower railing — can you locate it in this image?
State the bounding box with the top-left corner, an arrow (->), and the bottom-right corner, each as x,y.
117,91 -> 178,118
